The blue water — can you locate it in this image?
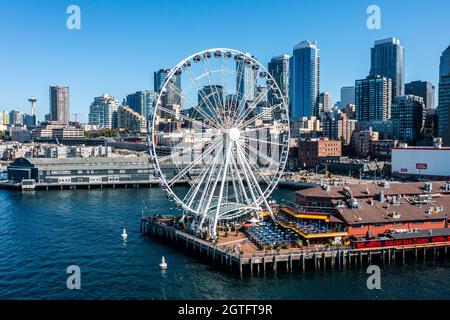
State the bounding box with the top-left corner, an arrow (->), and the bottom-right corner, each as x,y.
0,188 -> 448,300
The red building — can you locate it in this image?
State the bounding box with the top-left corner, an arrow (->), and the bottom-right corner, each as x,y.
298,137 -> 341,169
295,181 -> 450,238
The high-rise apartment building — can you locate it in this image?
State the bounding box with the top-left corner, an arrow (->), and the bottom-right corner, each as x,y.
289,40 -> 320,119
369,37 -> 405,101
391,95 -> 425,143
268,54 -> 290,107
438,45 -> 450,143
236,53 -> 257,102
355,75 -> 392,121
340,86 -> 355,107
88,94 -> 120,129
49,86 -> 69,124
405,81 -> 435,109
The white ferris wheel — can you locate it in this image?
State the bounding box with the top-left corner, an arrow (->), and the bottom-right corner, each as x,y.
149,48 -> 290,239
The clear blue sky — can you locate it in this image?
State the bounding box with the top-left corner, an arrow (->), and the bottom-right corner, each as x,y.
1,0 -> 449,123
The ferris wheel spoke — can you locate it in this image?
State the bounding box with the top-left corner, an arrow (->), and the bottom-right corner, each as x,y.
244,154 -> 272,185
196,143 -> 228,231
229,148 -> 250,204
159,140 -> 213,163
236,143 -> 275,219
156,104 -> 217,130
233,84 -> 273,126
239,135 -> 285,147
166,81 -> 220,128
167,138 -> 222,186
234,143 -> 260,207
182,66 -> 225,126
202,59 -> 227,124
211,143 -> 233,236
184,144 -> 222,209
237,103 -> 283,129
240,140 -> 281,168
221,55 -> 231,127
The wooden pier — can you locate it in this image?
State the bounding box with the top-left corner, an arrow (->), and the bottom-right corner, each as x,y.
141,217 -> 450,276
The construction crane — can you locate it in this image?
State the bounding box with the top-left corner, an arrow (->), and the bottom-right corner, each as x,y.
71,113 -> 83,123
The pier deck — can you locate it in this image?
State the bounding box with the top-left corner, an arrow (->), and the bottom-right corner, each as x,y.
141,217 -> 450,276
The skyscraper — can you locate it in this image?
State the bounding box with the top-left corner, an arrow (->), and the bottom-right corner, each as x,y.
49,86 -> 70,124
154,69 -> 169,93
405,81 -> 435,109
236,53 -> 257,102
319,92 -> 333,112
289,40 -> 320,119
88,94 -> 119,129
125,90 -> 157,119
438,45 -> 450,142
370,38 -> 405,100
153,69 -> 181,107
340,86 -> 355,107
198,85 -> 224,114
355,75 -> 392,122
267,54 -> 290,107
391,95 -> 425,143
9,110 -> 24,125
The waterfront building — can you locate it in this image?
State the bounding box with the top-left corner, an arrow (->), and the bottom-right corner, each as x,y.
268,54 -> 290,107
391,141 -> 450,179
49,86 -> 70,124
7,156 -> 154,185
289,40 -> 320,119
295,181 -> 449,237
405,81 -> 435,109
340,86 -> 355,107
117,105 -> 147,133
369,37 -> 405,100
355,75 -> 392,121
391,95 -> 425,143
438,45 -> 450,143
88,94 -> 120,129
298,137 -> 341,169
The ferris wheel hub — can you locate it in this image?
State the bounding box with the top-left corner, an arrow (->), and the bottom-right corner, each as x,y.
228,127 -> 241,142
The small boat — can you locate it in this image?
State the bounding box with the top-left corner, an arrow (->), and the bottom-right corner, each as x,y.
121,227 -> 128,240
159,256 -> 167,270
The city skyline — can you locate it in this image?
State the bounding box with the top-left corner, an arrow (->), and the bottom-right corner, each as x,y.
1,0 -> 449,123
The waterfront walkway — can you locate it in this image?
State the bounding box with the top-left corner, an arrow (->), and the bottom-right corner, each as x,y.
141,216 -> 450,276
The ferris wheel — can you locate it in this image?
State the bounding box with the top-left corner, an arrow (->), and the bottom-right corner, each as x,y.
150,48 -> 290,239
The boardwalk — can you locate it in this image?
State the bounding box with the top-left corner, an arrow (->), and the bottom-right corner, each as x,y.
141,217 -> 450,276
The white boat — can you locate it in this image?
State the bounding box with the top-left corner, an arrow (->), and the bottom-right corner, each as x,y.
159,256 -> 167,270
121,227 -> 128,240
